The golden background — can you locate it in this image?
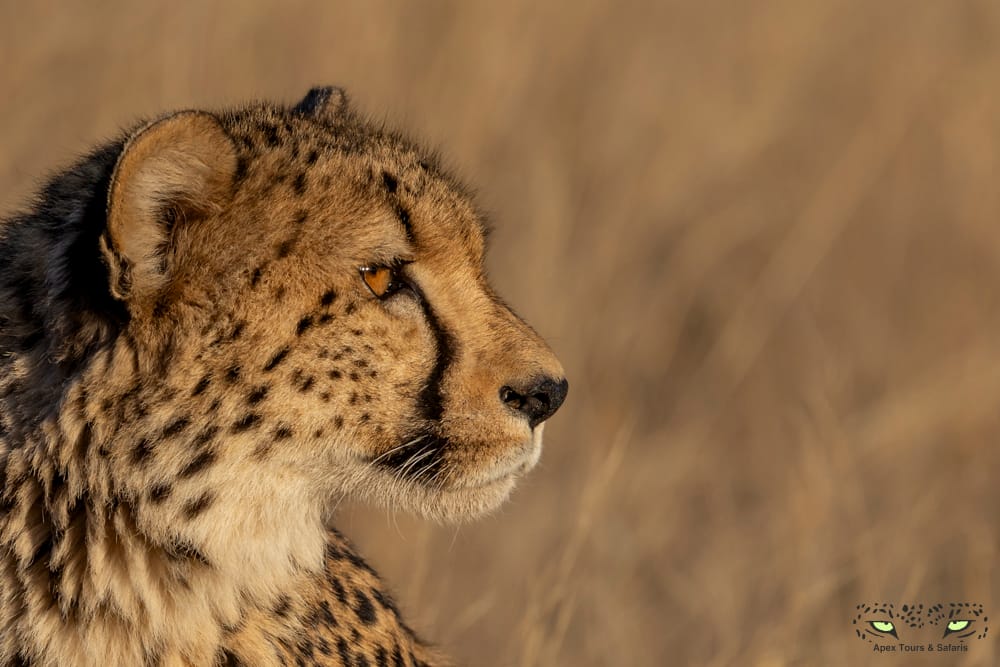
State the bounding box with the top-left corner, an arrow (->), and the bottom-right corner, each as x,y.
2,2 -> 999,665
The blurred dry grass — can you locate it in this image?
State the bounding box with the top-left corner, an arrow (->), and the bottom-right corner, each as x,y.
3,1 -> 1000,664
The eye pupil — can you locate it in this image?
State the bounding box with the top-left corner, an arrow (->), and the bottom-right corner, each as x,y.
360,265 -> 405,299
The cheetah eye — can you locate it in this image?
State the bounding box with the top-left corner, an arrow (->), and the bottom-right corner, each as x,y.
868,620 -> 897,637
944,620 -> 972,636
360,264 -> 410,299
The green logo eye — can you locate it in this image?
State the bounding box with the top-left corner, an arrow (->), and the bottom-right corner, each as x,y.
869,620 -> 896,635
945,620 -> 971,636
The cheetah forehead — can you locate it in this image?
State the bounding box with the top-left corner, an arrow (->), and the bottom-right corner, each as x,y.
213,100 -> 490,265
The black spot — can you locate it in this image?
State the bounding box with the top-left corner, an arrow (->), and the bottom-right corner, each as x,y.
321,289 -> 337,306
345,303 -> 357,315
306,150 -> 319,165
232,414 -> 262,432
334,416 -> 344,430
299,377 -> 315,392
276,237 -> 296,258
148,484 -> 172,504
264,347 -> 290,371
228,322 -> 245,341
354,591 -> 376,625
183,492 -> 214,519
371,588 -> 400,617
294,209 -> 309,225
273,594 -> 291,617
188,425 -> 217,454
330,576 -> 347,604
318,313 -> 334,325
292,172 -> 307,195
250,266 -> 264,287
296,316 -> 314,336
263,123 -> 281,147
349,372 -> 360,382
274,426 -> 294,440
349,392 -> 358,405
225,365 -> 241,383
178,449 -> 217,479
233,156 -> 249,184
337,638 -> 352,666
163,417 -> 190,438
375,647 -> 388,667
329,369 -> 342,380
318,599 -> 338,628
382,171 -> 398,193
130,438 -> 154,464
359,413 -> 370,423
192,375 -> 211,396
247,386 -> 269,405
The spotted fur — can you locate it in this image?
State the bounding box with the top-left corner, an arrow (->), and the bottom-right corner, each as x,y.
0,87 -> 567,666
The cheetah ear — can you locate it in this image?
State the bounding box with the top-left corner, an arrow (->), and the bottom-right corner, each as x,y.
103,111 -> 238,303
292,86 -> 349,120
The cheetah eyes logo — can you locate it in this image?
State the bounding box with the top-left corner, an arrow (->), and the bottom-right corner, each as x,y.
854,602 -> 989,651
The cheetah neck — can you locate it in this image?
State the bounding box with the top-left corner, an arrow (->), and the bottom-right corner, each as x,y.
0,345 -> 330,664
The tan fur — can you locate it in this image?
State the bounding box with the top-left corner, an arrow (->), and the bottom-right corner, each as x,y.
0,89 -> 566,665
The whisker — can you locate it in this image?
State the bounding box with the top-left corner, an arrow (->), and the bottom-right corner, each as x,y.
411,458 -> 440,483
369,434 -> 428,466
397,446 -> 436,479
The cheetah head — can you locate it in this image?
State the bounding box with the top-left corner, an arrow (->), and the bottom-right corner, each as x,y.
94,87 -> 567,524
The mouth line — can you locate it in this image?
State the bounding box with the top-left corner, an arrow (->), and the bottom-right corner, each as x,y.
442,449 -> 538,491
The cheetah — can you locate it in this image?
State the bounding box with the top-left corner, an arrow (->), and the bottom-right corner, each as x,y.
0,86 -> 567,666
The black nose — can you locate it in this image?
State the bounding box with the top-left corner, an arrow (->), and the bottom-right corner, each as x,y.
500,377 -> 568,428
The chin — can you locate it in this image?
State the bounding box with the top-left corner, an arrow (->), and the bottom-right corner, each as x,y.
417,473 -> 521,522
337,428 -> 547,522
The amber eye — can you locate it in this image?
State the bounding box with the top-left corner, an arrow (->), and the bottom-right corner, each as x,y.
360,265 -> 408,299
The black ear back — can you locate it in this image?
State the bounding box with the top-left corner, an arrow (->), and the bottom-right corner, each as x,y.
293,86 -> 350,119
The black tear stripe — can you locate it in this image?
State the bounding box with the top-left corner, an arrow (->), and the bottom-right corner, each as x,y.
371,297 -> 455,480
415,300 -> 455,422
